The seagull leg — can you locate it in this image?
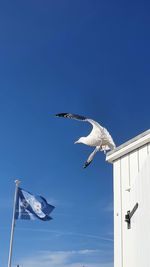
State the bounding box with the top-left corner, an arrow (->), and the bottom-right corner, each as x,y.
103,148 -> 106,154
101,145 -> 110,154
83,146 -> 100,169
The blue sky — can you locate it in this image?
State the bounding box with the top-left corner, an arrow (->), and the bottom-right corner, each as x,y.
0,0 -> 150,266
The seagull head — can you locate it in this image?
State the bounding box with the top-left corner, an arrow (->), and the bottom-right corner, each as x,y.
74,137 -> 86,145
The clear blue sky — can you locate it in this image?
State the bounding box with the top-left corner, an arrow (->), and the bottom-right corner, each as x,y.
0,0 -> 150,267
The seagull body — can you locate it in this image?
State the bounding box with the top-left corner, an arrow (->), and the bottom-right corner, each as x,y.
55,113 -> 116,168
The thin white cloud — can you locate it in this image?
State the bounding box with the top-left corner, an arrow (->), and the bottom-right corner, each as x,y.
14,249 -> 113,267
15,227 -> 113,242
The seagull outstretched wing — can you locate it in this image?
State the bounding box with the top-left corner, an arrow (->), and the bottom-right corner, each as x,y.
55,113 -> 115,147
55,113 -> 104,131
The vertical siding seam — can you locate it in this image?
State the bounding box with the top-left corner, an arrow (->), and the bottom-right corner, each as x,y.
147,143 -> 149,154
120,158 -> 123,267
113,164 -> 115,267
137,148 -> 140,172
128,154 -> 131,189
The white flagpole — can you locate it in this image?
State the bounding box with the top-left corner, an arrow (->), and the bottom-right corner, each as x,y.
8,180 -> 21,267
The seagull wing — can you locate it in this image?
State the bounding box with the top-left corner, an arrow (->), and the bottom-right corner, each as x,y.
102,127 -> 116,149
55,113 -> 116,149
87,119 -> 116,149
86,119 -> 104,139
55,113 -> 87,121
55,113 -> 103,134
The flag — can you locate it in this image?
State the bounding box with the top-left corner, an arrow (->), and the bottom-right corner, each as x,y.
15,187 -> 55,221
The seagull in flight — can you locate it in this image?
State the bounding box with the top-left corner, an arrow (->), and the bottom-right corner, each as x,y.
55,113 -> 116,168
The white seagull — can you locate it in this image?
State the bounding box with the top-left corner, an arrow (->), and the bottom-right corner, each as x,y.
55,113 -> 116,168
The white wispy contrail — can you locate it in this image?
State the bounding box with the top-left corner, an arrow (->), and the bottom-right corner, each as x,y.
13,227 -> 113,242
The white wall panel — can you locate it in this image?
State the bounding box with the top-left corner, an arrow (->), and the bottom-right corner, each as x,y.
113,160 -> 122,267
120,155 -> 132,267
129,155 -> 150,267
138,145 -> 149,171
129,150 -> 139,186
107,130 -> 150,267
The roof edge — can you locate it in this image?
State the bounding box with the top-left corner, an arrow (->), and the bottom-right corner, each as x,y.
106,129 -> 150,163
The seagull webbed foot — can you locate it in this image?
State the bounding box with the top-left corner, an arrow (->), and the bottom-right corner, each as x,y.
83,161 -> 92,169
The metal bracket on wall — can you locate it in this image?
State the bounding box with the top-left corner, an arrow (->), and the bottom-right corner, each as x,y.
125,203 -> 138,229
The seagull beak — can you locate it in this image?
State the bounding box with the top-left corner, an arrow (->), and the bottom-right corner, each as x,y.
74,139 -> 80,144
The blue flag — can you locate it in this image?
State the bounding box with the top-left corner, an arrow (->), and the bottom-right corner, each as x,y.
15,187 -> 55,221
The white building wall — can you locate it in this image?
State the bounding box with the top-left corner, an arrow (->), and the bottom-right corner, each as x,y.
106,130 -> 150,267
